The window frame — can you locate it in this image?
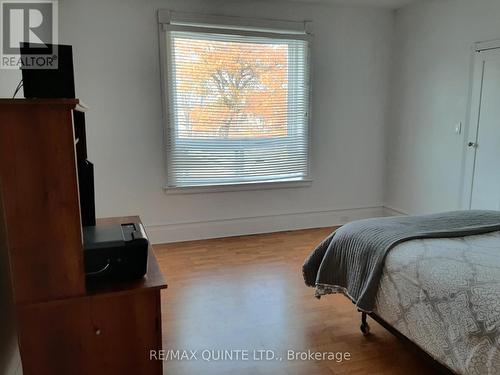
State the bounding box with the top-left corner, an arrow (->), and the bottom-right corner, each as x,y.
158,10 -> 314,193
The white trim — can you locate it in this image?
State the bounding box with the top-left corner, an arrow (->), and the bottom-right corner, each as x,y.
474,38 -> 500,52
158,9 -> 313,190
164,179 -> 312,194
163,24 -> 311,41
158,19 -> 170,185
461,47 -> 484,209
382,205 -> 409,216
461,40 -> 500,210
145,205 -> 386,244
158,10 -> 312,36
461,47 -> 500,209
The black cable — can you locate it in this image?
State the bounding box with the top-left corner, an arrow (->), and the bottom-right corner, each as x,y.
12,79 -> 23,98
12,81 -> 21,98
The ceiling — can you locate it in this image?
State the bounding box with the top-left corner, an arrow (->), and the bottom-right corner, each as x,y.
288,0 -> 417,9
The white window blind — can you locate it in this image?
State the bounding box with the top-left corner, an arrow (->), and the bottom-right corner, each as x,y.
163,16 -> 311,188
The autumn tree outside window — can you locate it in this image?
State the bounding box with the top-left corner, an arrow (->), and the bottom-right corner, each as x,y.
160,12 -> 311,189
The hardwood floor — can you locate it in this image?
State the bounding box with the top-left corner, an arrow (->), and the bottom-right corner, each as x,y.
154,228 -> 440,375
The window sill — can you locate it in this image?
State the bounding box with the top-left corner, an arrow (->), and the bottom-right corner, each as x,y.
163,179 -> 312,195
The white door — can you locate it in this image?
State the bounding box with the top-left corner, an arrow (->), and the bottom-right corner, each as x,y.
466,48 -> 500,209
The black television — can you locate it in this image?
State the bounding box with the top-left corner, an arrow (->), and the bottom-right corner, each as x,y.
20,43 -> 76,99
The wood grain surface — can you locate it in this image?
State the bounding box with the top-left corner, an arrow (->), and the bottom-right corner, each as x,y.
155,228 -> 440,375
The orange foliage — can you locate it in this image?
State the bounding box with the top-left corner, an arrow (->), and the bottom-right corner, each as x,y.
173,36 -> 289,138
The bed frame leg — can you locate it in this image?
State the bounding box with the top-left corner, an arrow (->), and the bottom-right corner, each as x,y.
360,312 -> 371,336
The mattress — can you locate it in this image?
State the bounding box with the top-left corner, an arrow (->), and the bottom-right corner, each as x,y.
374,231 -> 500,375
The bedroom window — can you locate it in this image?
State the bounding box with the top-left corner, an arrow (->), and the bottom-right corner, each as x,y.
159,11 -> 312,189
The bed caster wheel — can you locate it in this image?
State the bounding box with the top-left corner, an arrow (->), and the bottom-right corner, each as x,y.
360,312 -> 371,336
360,322 -> 371,336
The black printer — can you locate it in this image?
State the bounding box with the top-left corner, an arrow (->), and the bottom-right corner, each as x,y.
83,221 -> 149,282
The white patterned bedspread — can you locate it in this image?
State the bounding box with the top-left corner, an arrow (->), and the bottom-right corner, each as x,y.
374,231 -> 500,375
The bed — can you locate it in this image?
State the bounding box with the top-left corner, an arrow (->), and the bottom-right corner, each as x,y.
303,211 -> 500,375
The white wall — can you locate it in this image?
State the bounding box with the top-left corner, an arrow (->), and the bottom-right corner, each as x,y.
385,0 -> 500,215
0,0 -> 394,242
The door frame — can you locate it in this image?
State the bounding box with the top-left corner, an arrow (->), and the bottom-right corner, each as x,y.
462,39 -> 500,209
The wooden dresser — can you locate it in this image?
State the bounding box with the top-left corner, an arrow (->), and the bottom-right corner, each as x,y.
0,99 -> 167,375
